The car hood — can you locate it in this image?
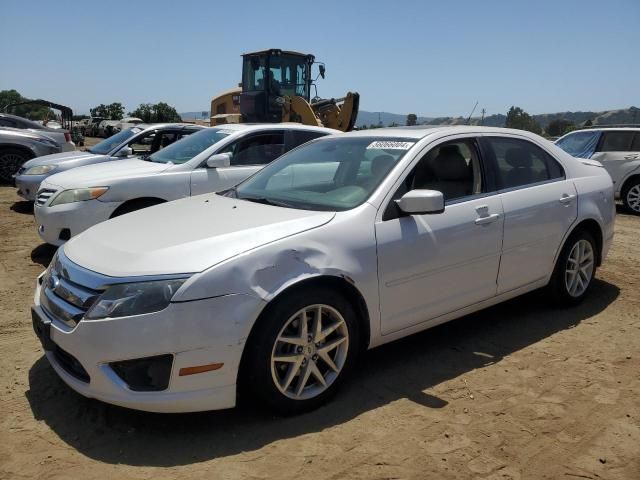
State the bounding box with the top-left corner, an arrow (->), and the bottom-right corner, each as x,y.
63,193 -> 335,277
22,150 -> 104,169
44,159 -> 170,188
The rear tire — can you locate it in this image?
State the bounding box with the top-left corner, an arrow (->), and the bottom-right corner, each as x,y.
241,286 -> 362,415
548,229 -> 597,306
621,178 -> 640,215
0,148 -> 32,184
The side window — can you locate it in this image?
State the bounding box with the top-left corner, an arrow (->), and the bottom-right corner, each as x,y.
226,132 -> 285,166
483,137 -> 564,190
284,130 -> 328,152
404,139 -> 483,203
153,132 -> 180,153
599,131 -> 635,152
128,132 -> 157,155
632,133 -> 640,152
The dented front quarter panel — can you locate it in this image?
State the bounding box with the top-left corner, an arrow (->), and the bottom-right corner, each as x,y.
175,202 -> 382,347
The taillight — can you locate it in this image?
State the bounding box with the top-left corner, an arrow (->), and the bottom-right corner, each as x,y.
64,132 -> 71,142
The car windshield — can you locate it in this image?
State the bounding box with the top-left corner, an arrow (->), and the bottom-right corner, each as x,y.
232,136 -> 416,211
555,130 -> 600,159
148,128 -> 232,164
88,127 -> 142,155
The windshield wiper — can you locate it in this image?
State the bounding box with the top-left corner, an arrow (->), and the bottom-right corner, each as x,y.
237,195 -> 293,208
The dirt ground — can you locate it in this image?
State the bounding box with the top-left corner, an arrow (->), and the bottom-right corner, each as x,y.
0,185 -> 638,480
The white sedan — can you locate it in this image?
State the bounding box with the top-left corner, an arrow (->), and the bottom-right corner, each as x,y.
31,126 -> 615,414
34,123 -> 336,245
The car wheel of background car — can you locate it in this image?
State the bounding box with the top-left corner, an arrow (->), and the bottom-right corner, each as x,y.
0,148 -> 33,184
548,229 -> 597,306
110,198 -> 165,218
242,286 -> 361,414
621,178 -> 640,215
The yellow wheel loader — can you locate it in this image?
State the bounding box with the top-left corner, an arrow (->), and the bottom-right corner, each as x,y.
210,49 -> 359,131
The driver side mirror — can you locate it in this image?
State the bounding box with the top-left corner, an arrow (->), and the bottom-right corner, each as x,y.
319,64 -> 326,79
115,146 -> 133,158
395,190 -> 444,215
206,153 -> 231,169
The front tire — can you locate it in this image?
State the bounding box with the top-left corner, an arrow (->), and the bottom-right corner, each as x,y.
110,198 -> 164,218
548,230 -> 597,306
0,148 -> 32,184
622,179 -> 640,215
242,286 -> 361,414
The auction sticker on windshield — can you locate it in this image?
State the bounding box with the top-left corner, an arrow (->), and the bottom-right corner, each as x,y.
366,141 -> 415,150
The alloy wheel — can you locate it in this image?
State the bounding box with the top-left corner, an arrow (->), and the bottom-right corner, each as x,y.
565,239 -> 595,297
271,304 -> 349,400
0,152 -> 26,181
626,184 -> 640,213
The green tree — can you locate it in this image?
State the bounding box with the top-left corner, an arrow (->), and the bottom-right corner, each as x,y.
129,102 -> 181,123
546,119 -> 576,137
406,113 -> 417,126
90,102 -> 124,120
0,89 -> 54,120
505,106 -> 542,134
585,119 -> 593,127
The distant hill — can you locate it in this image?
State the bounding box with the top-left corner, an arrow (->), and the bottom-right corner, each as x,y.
354,111 -> 433,128
181,106 -> 639,129
420,107 -> 640,129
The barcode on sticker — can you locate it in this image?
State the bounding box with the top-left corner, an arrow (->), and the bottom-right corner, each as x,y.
366,141 -> 414,150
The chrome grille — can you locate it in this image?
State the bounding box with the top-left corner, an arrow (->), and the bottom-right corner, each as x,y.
40,252 -> 102,328
36,188 -> 57,206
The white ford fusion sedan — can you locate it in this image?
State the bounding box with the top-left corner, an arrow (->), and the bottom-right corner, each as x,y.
31,126 -> 615,414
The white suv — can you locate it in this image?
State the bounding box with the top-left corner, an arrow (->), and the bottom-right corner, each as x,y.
34,124 -> 337,245
555,127 -> 640,214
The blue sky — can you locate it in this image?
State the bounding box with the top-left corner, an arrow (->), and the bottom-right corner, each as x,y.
1,0 -> 638,117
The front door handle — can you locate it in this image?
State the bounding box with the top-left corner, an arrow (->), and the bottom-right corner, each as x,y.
624,154 -> 639,160
475,213 -> 500,225
559,194 -> 576,205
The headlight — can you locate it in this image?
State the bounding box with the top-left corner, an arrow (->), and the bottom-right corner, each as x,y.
84,278 -> 188,320
24,165 -> 57,175
49,187 -> 109,206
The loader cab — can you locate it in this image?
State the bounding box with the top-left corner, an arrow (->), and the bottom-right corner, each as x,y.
240,49 -> 316,123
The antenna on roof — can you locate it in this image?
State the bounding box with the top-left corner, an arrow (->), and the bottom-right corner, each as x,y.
466,101 -> 478,125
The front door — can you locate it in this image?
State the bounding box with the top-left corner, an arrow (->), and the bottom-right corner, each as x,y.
376,137 -> 503,335
190,130 -> 285,196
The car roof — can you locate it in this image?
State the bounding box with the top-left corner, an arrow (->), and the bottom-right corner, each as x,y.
572,127 -> 640,132
344,125 -> 547,140
135,123 -> 206,132
208,123 -> 340,134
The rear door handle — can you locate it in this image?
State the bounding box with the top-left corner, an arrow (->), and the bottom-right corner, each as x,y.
475,213 -> 500,225
624,154 -> 639,160
559,194 -> 576,205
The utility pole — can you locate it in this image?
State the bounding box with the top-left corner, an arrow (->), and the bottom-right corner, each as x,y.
481,108 -> 486,125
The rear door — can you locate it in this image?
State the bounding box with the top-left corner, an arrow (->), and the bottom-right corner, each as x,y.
590,130 -> 640,189
480,135 -> 577,293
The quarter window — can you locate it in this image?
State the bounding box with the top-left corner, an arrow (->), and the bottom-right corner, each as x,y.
483,137 -> 564,189
599,131 -> 635,152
